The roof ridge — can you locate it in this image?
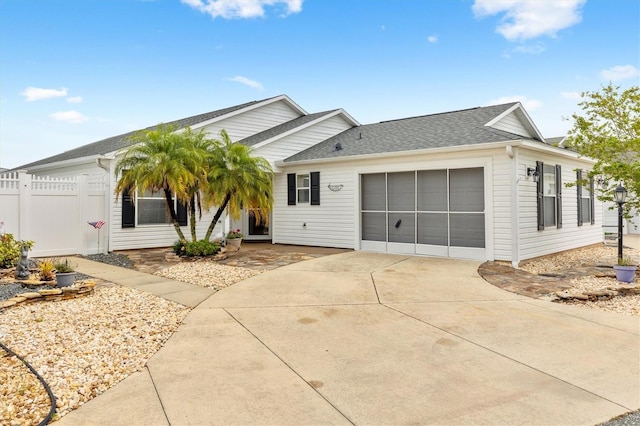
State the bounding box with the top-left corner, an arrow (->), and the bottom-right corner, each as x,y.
378,103 -> 517,124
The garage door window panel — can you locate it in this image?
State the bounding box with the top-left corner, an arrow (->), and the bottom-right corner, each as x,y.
417,213 -> 448,246
449,168 -> 484,212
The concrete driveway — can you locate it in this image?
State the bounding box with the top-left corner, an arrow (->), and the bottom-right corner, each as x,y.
61,251 -> 639,425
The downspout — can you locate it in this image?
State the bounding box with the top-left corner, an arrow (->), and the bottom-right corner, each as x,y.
96,157 -> 113,254
508,146 -> 520,267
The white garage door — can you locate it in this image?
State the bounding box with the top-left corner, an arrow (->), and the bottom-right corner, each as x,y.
360,168 -> 486,260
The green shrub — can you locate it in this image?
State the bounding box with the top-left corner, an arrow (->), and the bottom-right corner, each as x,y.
173,239 -> 220,257
0,234 -> 34,269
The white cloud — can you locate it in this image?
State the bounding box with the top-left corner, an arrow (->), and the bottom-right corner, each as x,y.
486,95 -> 542,110
560,91 -> 581,100
21,86 -> 68,102
51,110 -> 88,124
511,42 -> 545,54
228,76 -> 264,90
427,35 -> 438,44
600,65 -> 639,81
66,96 -> 83,103
182,0 -> 302,19
472,0 -> 586,41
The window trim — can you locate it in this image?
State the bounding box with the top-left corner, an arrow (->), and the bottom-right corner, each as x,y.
297,173 -> 310,204
536,161 -> 562,230
287,172 -> 320,206
121,188 -> 187,228
577,170 -> 595,226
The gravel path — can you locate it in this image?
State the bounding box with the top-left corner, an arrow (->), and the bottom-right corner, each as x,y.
1,246 -> 638,424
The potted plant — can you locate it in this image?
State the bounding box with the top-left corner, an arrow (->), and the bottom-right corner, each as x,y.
613,257 -> 637,283
225,229 -> 243,251
54,258 -> 76,287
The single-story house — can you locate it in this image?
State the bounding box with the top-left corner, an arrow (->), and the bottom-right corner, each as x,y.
13,94 -> 603,266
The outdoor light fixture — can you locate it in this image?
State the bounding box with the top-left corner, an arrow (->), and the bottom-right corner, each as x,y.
614,184 -> 628,261
526,167 -> 539,182
596,176 -> 608,189
614,184 -> 627,204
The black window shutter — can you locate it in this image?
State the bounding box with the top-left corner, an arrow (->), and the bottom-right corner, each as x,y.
122,187 -> 135,228
536,161 -> 544,231
287,173 -> 296,205
589,177 -> 595,225
556,165 -> 562,229
310,172 -> 320,205
177,200 -> 188,226
576,170 -> 583,226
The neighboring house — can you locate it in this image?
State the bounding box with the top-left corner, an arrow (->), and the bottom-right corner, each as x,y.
11,95 -> 602,266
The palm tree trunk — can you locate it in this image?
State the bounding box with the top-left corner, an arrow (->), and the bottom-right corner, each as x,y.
164,187 -> 187,242
189,195 -> 197,241
204,192 -> 231,241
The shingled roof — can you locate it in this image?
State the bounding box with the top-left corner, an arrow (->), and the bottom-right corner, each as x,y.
17,97 -> 279,169
283,103 -> 536,163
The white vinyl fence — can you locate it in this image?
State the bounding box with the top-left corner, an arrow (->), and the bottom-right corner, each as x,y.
0,170 -> 108,257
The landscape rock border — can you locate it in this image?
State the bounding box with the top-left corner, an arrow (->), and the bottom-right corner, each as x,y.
0,281 -> 96,310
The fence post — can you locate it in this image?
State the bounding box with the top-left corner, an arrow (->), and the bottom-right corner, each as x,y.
17,170 -> 30,241
78,174 -> 89,256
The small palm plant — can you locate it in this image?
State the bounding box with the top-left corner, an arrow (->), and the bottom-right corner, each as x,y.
38,259 -> 56,281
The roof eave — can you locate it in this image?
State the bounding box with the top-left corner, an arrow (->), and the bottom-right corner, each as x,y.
19,155 -> 108,173
276,139 -> 594,168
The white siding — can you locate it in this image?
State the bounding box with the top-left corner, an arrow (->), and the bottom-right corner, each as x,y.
276,146 -> 603,263
254,115 -> 353,164
273,166 -> 356,248
490,112 -> 533,138
198,100 -> 301,142
491,152 -> 513,261
516,149 -> 602,263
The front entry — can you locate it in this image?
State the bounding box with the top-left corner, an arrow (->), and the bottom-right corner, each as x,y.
360,168 -> 486,260
236,209 -> 271,241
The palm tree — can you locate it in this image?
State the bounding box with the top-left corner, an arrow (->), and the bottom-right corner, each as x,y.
114,124 -> 208,243
203,130 -> 274,241
179,127 -> 217,241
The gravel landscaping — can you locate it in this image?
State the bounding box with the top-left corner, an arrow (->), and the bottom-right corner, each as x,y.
1,245 -> 638,424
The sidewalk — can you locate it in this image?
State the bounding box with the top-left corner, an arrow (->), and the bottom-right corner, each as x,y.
70,257 -> 216,308
58,252 -> 639,426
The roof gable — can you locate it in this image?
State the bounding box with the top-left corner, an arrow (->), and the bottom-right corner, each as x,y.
484,102 -> 544,141
239,109 -> 359,149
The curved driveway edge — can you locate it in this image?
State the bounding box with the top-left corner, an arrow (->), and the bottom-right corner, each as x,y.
60,251 -> 639,425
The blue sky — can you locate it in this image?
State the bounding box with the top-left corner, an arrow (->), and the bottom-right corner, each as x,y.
1,0 -> 638,169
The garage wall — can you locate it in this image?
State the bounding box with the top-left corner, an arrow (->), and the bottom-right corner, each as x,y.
275,149 -> 502,258
515,148 -> 602,263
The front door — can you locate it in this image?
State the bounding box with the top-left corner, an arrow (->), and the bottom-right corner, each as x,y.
243,209 -> 271,241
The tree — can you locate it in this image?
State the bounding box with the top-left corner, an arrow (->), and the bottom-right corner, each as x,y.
565,84 -> 640,216
114,125 -> 208,243
203,130 -> 274,241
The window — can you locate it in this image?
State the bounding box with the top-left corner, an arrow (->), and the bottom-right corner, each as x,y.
577,170 -> 595,225
536,161 -> 562,230
138,189 -> 171,225
121,187 -> 187,228
297,174 -> 310,204
287,172 -> 320,206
